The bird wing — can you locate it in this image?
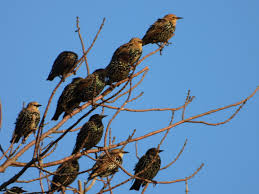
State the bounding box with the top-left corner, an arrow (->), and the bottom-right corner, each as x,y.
134,155 -> 148,173
76,74 -> 96,91
144,18 -> 167,39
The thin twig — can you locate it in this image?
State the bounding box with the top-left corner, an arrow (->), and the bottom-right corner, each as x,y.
76,16 -> 90,75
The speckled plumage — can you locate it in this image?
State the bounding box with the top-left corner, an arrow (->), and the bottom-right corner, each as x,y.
47,51 -> 78,81
72,114 -> 106,154
130,148 -> 162,191
88,149 -> 128,181
106,38 -> 143,84
50,159 -> 79,192
52,77 -> 84,121
10,102 -> 41,144
75,68 -> 107,103
142,14 -> 183,46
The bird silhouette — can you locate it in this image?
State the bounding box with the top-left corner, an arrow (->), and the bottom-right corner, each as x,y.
47,51 -> 78,81
130,148 -> 162,191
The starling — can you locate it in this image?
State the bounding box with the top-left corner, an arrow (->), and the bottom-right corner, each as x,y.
105,38 -> 143,84
10,102 -> 41,144
130,148 -> 163,191
142,14 -> 183,46
75,68 -> 107,103
52,77 -> 84,121
72,114 -> 107,154
87,149 -> 129,181
4,186 -> 26,194
47,51 -> 78,81
50,159 -> 79,192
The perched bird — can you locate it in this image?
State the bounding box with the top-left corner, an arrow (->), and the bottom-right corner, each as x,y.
52,77 -> 84,120
50,159 -> 79,192
10,102 -> 41,144
75,68 -> 107,103
4,186 -> 26,194
105,38 -> 143,84
142,14 -> 183,46
130,148 -> 163,191
87,149 -> 129,181
72,114 -> 107,154
47,51 -> 78,81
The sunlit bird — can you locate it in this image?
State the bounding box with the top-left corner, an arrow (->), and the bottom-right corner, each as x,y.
47,51 -> 78,81
106,38 -> 143,84
10,101 -> 41,144
87,149 -> 129,181
142,14 -> 183,46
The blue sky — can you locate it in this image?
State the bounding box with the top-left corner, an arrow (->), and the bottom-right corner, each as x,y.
0,0 -> 258,193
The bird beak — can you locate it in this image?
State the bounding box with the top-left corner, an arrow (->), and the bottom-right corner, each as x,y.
176,17 -> 183,20
37,104 -> 42,107
122,151 -> 129,154
158,150 -> 164,153
101,115 -> 107,118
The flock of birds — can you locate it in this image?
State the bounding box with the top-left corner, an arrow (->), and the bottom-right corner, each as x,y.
7,14 -> 182,193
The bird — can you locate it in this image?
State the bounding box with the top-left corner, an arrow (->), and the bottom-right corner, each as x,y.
47,51 -> 78,81
142,14 -> 183,46
105,38 -> 143,84
50,159 -> 79,192
4,186 -> 26,194
10,102 -> 41,144
75,68 -> 107,103
130,148 -> 163,191
87,149 -> 129,181
52,77 -> 84,121
72,114 -> 107,154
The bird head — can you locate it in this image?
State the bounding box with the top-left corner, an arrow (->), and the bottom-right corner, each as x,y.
27,101 -> 42,108
93,68 -> 107,81
146,148 -> 163,156
129,37 -> 143,45
109,149 -> 129,158
89,114 -> 107,122
164,14 -> 183,25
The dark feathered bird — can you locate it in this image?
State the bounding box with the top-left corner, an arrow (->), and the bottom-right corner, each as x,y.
10,102 -> 41,144
130,148 -> 163,191
4,186 -> 26,194
72,114 -> 107,154
52,77 -> 84,121
47,51 -> 78,81
142,14 -> 183,46
50,159 -> 79,192
106,38 -> 143,84
87,149 -> 129,181
75,68 -> 107,103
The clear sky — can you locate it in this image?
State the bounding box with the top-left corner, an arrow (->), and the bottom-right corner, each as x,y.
0,0 -> 259,193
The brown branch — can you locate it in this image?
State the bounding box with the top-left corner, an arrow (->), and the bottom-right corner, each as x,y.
85,18 -> 106,56
157,163 -> 204,184
53,126 -> 82,133
76,16 -> 90,75
33,79 -> 63,159
141,184 -> 148,194
135,142 -> 140,160
185,180 -> 189,194
186,99 -> 247,126
160,139 -> 188,170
